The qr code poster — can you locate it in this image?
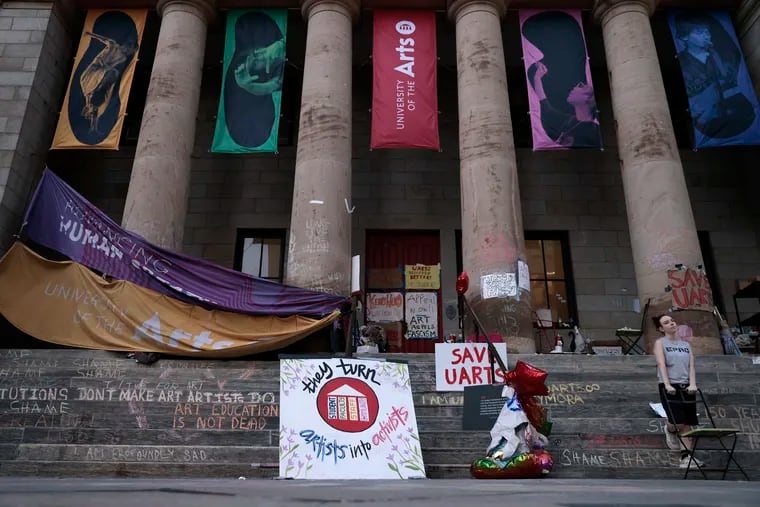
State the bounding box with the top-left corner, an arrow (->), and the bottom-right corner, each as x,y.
480,273 -> 517,299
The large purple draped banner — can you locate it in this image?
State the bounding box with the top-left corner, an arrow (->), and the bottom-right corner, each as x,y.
22,169 -> 348,316
519,9 -> 602,150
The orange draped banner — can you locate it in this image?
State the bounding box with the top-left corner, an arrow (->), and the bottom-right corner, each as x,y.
51,9 -> 147,150
0,243 -> 338,358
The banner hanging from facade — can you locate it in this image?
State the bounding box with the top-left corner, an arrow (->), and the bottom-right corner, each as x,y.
51,9 -> 147,150
370,10 -> 439,150
667,9 -> 760,148
279,357 -> 425,479
519,9 -> 602,150
212,9 -> 287,153
22,169 -> 347,316
0,243 -> 338,358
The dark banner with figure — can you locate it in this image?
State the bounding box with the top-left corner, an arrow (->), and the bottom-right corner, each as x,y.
52,9 -> 147,150
370,10 -> 439,150
519,9 -> 602,150
668,9 -> 760,148
212,9 -> 287,153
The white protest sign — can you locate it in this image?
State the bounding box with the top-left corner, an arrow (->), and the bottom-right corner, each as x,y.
366,292 -> 403,322
279,358 -> 425,479
434,342 -> 508,391
404,292 -> 438,339
481,273 -> 517,299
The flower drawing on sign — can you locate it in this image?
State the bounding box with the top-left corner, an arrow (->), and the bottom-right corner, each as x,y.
279,426 -> 314,479
280,359 -> 308,395
384,428 -> 424,478
377,361 -> 411,391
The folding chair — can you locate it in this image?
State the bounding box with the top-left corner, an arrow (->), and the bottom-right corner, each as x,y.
616,299 -> 649,355
663,388 -> 750,480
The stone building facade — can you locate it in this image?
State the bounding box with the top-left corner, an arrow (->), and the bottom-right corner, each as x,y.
1,0 -> 759,355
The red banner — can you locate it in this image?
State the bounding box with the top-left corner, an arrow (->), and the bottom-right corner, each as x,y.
371,10 -> 439,150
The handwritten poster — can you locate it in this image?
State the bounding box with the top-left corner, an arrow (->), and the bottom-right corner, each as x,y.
404,292 -> 438,339
366,292 -> 404,322
405,264 -> 440,290
480,273 -> 517,299
434,342 -> 508,391
666,266 -> 714,312
279,358 -> 425,479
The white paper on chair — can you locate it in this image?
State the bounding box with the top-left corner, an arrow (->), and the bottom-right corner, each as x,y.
649,402 -> 667,418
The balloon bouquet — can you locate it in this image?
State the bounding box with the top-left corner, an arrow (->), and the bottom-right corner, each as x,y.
470,360 -> 554,478
456,272 -> 554,479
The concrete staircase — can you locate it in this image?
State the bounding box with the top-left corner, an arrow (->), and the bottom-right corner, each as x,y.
0,349 -> 757,480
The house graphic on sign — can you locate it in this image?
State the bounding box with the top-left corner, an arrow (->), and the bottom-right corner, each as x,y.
326,384 -> 370,422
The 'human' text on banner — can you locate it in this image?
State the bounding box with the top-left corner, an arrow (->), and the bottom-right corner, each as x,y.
212,9 -> 287,153
519,9 -> 602,150
435,343 -> 508,391
22,169 -> 347,316
51,9 -> 147,150
667,9 -> 760,148
279,358 -> 425,479
371,10 -> 439,150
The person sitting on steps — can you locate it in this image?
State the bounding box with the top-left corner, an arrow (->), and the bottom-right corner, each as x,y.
653,314 -> 705,469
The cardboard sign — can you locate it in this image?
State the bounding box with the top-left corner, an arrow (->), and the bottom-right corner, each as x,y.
462,384 -> 508,431
405,264 -> 440,290
366,292 -> 403,322
667,267 -> 714,312
404,292 -> 438,339
435,342 -> 508,391
279,358 -> 425,479
367,268 -> 403,289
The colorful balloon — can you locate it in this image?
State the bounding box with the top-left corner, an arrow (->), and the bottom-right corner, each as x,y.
504,360 -> 549,397
456,271 -> 469,296
471,450 -> 554,479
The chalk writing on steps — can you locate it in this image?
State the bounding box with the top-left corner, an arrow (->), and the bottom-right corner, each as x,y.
559,449 -> 680,467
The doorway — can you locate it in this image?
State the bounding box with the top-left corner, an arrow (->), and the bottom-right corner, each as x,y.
364,230 -> 441,353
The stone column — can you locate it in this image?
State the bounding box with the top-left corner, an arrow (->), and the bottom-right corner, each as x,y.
737,0 -> 760,100
285,0 -> 359,296
121,0 -> 215,250
593,0 -> 721,354
448,0 -> 534,354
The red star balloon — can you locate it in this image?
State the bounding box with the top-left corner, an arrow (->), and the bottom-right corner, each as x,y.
504,360 -> 549,397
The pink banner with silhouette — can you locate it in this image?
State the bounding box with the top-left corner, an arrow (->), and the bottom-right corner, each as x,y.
519,9 -> 602,150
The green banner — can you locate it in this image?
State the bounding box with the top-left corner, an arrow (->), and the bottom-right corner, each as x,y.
212,9 -> 287,153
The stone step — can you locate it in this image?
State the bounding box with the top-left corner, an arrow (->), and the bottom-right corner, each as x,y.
3,350 -> 756,370
0,458 -> 754,481
0,460 -> 277,478
8,443 -> 760,469
1,349 -> 758,481
423,463 -> 755,480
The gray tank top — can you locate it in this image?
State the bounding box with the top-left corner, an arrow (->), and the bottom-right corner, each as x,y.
657,337 -> 691,384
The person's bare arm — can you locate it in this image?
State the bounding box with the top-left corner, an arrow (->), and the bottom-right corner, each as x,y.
687,349 -> 697,393
654,340 -> 675,394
